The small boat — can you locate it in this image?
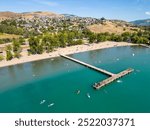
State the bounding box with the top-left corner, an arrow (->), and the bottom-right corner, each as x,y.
48,103 -> 55,107
132,53 -> 135,56
40,100 -> 46,105
87,93 -> 91,99
51,59 -> 54,61
116,58 -> 120,61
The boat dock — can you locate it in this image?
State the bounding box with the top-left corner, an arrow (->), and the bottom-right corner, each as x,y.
60,54 -> 114,76
93,68 -> 134,89
60,54 -> 134,90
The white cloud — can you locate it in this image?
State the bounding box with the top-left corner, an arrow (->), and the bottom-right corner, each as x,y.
145,11 -> 150,15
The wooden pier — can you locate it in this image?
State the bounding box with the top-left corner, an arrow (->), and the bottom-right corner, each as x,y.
93,68 -> 134,90
60,54 -> 134,90
60,54 -> 114,76
140,44 -> 150,48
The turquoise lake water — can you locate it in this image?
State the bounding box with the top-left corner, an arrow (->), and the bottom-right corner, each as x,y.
0,46 -> 150,113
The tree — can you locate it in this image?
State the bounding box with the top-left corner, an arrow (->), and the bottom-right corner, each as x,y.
12,39 -> 22,58
0,55 -> 4,61
19,37 -> 25,45
82,29 -> 92,38
42,34 -> 58,53
75,39 -> 83,45
131,35 -> 139,43
58,33 -> 67,48
37,44 -> 44,54
110,34 -> 123,42
97,33 -> 107,42
42,35 -> 51,52
101,17 -> 106,21
6,50 -> 13,61
121,32 -> 131,42
71,39 -> 84,45
67,32 -> 75,45
0,39 -> 4,44
6,45 -> 13,61
29,37 -> 39,54
137,37 -> 149,44
114,35 -> 123,42
142,37 -> 149,44
88,33 -> 97,43
13,40 -> 21,52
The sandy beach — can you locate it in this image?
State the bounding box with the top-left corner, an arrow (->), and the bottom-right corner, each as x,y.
0,41 -> 137,68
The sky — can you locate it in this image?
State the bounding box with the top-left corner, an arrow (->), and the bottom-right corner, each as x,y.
0,0 -> 150,21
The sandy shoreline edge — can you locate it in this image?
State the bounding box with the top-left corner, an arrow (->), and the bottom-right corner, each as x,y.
0,41 -> 138,68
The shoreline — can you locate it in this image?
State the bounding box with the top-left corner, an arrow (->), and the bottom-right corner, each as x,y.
0,41 -> 138,68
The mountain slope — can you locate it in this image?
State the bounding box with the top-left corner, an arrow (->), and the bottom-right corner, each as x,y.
22,11 -> 63,19
87,20 -> 139,34
131,19 -> 150,26
0,11 -> 63,20
0,11 -> 21,19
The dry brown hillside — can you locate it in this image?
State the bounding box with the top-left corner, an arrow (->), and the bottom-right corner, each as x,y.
0,11 -> 63,20
87,20 -> 139,34
22,11 -> 63,19
0,11 -> 21,20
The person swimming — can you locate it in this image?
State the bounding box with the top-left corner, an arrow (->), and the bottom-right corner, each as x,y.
40,100 -> 46,105
48,103 -> 55,107
87,93 -> 91,99
76,90 -> 80,95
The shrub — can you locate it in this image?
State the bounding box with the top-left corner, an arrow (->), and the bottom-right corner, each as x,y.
0,55 -> 4,61
6,50 -> 13,61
